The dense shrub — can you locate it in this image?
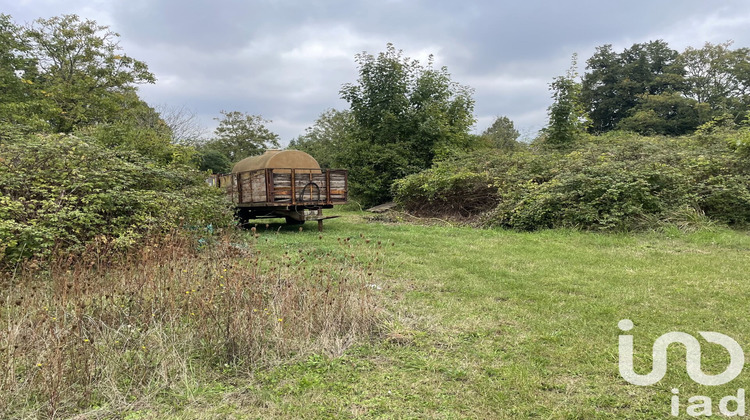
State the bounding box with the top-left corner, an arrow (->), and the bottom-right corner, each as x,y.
0,133 -> 234,265
394,131 -> 750,231
392,151 -> 499,217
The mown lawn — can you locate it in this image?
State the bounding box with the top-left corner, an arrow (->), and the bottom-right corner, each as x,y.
148,209 -> 750,419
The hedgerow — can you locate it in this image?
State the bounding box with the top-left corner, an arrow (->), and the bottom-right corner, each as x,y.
393,130 -> 750,231
0,133 -> 234,266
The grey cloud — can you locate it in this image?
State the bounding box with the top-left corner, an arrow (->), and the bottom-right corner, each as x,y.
6,1 -> 750,143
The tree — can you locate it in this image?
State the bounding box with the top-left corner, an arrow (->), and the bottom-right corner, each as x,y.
617,92 -> 709,135
75,93 -> 189,165
581,40 -> 685,133
481,116 -> 520,149
0,14 -> 190,163
0,14 -> 48,131
207,110 -> 280,163
683,41 -> 750,120
196,149 -> 232,174
156,104 -> 208,145
543,55 -> 588,147
23,14 -> 155,132
289,108 -> 355,168
339,44 -> 476,206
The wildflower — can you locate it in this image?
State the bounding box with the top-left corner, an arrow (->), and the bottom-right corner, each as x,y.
83,339 -> 89,343
278,318 -> 283,322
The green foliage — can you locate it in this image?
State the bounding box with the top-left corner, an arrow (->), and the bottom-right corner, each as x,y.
21,14 -> 155,133
338,140 -> 414,206
75,95 -> 194,165
206,110 -> 280,163
196,148 -> 232,174
495,133 -> 750,230
0,14 -> 235,268
683,41 -> 750,119
480,116 -> 520,149
579,40 -> 750,136
581,40 -> 686,134
0,14 -> 196,166
0,134 -> 233,266
543,55 -> 589,147
289,109 -> 355,169
339,44 -> 476,206
392,151 -> 500,216
617,93 -> 710,135
396,131 -> 750,231
0,14 -> 49,131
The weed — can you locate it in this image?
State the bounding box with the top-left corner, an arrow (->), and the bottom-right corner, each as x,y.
0,230 -> 380,418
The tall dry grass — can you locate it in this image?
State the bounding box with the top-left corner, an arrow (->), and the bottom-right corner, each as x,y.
0,231 -> 381,418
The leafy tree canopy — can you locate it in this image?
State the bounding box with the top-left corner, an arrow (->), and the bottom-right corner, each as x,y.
289,108 -> 355,169
203,110 -> 280,164
21,14 -> 155,133
480,116 -> 520,150
338,43 -> 476,206
577,40 -> 750,136
0,14 -> 48,130
542,54 -> 589,147
682,41 -> 750,119
581,40 -> 685,134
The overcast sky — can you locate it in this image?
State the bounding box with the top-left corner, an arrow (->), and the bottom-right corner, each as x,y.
6,1 -> 750,144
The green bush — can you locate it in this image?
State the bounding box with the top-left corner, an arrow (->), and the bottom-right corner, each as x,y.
392,151 -> 498,216
0,133 -> 234,265
394,131 -> 750,231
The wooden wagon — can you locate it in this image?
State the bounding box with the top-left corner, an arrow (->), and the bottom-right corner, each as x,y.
208,150 -> 348,231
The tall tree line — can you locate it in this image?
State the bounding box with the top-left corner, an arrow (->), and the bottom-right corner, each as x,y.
573,40 -> 750,137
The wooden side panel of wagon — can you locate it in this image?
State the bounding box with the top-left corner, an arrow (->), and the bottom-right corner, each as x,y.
227,168 -> 347,207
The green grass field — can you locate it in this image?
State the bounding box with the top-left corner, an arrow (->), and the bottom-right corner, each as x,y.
136,209 -> 750,419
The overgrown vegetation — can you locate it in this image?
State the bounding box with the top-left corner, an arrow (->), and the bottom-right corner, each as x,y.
0,229 -> 381,418
395,127 -> 750,231
0,133 -> 233,266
